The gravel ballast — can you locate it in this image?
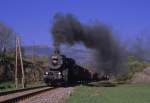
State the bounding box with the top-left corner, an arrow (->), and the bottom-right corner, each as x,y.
18,87 -> 74,103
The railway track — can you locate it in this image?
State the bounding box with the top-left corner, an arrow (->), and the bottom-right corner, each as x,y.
0,86 -> 55,103
0,85 -> 47,96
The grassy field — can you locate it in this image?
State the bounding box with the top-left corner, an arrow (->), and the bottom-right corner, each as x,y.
67,84 -> 150,103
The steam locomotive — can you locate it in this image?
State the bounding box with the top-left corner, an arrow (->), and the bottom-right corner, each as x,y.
43,49 -> 96,86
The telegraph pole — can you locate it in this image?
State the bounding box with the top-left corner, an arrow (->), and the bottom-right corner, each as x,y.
15,37 -> 25,88
15,38 -> 18,88
32,42 -> 35,63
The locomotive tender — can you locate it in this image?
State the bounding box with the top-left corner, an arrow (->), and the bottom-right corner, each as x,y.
43,49 -> 92,86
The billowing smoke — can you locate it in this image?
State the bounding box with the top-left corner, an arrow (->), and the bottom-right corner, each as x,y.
51,13 -> 126,76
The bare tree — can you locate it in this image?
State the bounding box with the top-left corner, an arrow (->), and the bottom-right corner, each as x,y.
133,32 -> 150,61
0,22 -> 17,83
0,22 -> 16,52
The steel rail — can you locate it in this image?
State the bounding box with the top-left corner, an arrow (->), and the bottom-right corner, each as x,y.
0,87 -> 55,103
0,85 -> 47,96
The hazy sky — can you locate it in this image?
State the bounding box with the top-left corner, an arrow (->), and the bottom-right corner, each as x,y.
0,0 -> 150,46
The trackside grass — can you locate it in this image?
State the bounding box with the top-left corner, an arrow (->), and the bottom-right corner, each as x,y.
0,82 -> 15,91
0,82 -> 44,92
67,84 -> 150,103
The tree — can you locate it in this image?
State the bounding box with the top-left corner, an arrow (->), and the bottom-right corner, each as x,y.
0,22 -> 17,82
133,32 -> 150,61
0,22 -> 16,52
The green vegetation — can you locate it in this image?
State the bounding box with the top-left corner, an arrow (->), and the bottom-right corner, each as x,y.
116,56 -> 150,81
67,84 -> 150,103
128,56 -> 149,73
0,81 -> 44,92
0,82 -> 15,92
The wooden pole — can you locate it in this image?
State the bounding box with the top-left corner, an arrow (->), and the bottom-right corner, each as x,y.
32,42 -> 35,63
18,37 -> 25,88
15,37 -> 25,88
15,38 -> 18,88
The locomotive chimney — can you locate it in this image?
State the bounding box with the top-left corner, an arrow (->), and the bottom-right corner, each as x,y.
53,42 -> 60,54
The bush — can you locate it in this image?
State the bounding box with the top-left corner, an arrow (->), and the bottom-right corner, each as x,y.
128,56 -> 148,73
116,56 -> 149,82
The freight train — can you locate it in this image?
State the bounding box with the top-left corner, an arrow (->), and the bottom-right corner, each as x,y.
43,49 -> 98,86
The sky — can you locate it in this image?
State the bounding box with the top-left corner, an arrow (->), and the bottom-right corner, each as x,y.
0,0 -> 150,46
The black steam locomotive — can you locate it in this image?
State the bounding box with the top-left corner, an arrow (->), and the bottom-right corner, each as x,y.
43,50 -> 92,86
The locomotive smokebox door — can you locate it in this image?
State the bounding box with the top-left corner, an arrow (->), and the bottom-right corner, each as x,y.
49,54 -> 63,69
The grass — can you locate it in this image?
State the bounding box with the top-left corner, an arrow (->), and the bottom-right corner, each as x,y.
67,84 -> 150,103
0,82 -> 15,92
0,81 -> 45,92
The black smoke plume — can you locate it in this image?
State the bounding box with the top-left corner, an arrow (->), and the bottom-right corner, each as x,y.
51,13 -> 126,76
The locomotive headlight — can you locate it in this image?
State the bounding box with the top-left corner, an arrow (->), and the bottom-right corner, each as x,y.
58,72 -> 62,79
45,72 -> 49,75
58,72 -> 61,75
